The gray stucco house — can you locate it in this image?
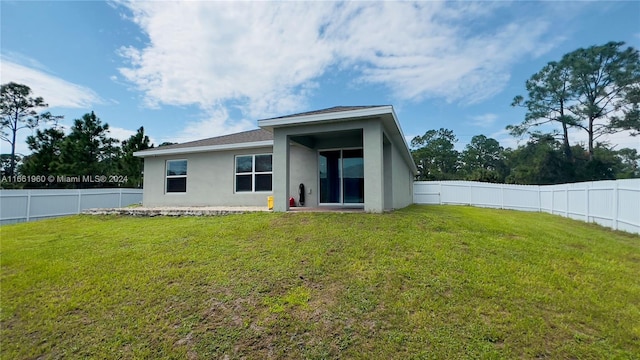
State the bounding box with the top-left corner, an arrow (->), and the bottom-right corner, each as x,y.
134,105 -> 417,212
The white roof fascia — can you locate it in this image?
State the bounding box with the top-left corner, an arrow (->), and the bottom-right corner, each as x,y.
134,140 -> 274,158
386,107 -> 418,174
258,105 -> 393,129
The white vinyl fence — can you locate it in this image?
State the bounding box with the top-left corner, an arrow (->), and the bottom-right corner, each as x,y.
0,188 -> 143,225
414,179 -> 640,235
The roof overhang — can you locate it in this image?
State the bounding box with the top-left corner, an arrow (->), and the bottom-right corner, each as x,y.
259,106 -> 393,130
258,105 -> 417,174
133,140 -> 274,158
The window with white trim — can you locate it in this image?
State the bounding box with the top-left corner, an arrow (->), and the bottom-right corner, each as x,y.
166,160 -> 187,193
235,154 -> 272,192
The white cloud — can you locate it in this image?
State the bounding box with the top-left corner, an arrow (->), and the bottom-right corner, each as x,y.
568,128 -> 640,152
328,2 -> 554,104
170,106 -> 255,144
405,134 -> 419,147
106,127 -> 134,144
490,128 -> 522,150
0,55 -> 103,157
107,126 -> 160,149
0,55 -> 103,109
117,1 -> 335,118
115,1 -> 560,118
2,133 -> 31,158
469,113 -> 498,128
607,132 -> 640,152
492,126 -> 640,153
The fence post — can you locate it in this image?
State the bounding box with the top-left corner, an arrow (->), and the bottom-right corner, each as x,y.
77,189 -> 82,214
584,183 -> 590,223
500,184 -> 504,209
26,190 -> 31,222
439,182 -> 442,205
538,185 -> 542,212
119,188 -> 123,208
565,186 -> 569,218
612,181 -> 619,231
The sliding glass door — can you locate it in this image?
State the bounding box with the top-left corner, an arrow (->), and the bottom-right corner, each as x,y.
319,149 -> 364,205
342,149 -> 364,204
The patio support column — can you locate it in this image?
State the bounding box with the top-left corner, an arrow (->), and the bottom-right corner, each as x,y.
363,121 -> 384,212
273,129 -> 290,212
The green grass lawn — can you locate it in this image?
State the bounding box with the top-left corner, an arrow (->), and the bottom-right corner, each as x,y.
1,205 -> 639,359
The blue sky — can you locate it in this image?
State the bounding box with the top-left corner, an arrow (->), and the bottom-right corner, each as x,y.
2,1 -> 639,157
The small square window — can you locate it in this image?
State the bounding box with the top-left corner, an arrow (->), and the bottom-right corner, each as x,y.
235,154 -> 272,192
255,154 -> 273,172
167,177 -> 187,192
236,156 -> 253,173
167,160 -> 187,176
255,174 -> 272,192
236,174 -> 252,192
166,160 -> 187,193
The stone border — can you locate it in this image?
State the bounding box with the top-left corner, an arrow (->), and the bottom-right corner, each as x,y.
82,206 -> 270,217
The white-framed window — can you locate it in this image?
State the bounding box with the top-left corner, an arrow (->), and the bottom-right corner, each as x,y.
235,154 -> 272,192
166,159 -> 187,193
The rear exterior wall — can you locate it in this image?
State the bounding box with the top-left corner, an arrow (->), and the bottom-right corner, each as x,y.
142,146 -> 273,207
141,145 -> 318,208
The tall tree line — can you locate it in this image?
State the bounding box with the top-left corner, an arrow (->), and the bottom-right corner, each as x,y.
509,41 -> 639,163
1,83 -> 62,178
413,41 -> 639,184
1,83 -> 152,188
411,129 -> 639,184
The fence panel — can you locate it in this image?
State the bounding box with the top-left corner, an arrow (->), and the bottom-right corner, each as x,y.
586,183 -> 614,228
617,183 -> 640,234
502,186 -> 540,212
120,190 -> 143,207
469,183 -> 501,208
440,182 -> 472,205
29,192 -> 79,220
80,192 -> 121,210
0,191 -> 30,222
551,187 -> 567,217
0,188 -> 143,225
414,179 -> 640,235
566,185 -> 586,221
413,182 -> 441,205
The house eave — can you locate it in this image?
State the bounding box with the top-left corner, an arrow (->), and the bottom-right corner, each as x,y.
258,105 -> 394,130
134,140 -> 274,158
385,107 -> 418,175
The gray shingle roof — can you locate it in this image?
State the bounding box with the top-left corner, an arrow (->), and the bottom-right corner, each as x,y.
154,128 -> 273,151
264,105 -> 388,120
139,106 -> 387,153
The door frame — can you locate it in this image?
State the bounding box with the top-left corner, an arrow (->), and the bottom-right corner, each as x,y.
317,147 -> 364,207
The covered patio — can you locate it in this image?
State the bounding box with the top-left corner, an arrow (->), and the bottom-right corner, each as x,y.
259,106 -> 416,213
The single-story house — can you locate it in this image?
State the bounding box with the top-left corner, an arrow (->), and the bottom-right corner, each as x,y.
134,105 -> 418,212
